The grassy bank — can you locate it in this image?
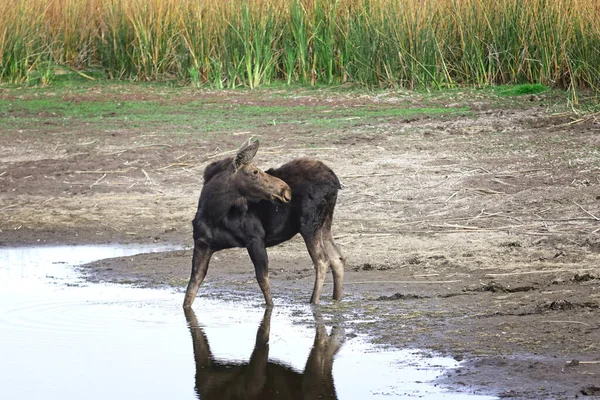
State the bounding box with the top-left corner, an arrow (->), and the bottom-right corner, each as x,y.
0,80 -> 476,136
1,0 -> 599,91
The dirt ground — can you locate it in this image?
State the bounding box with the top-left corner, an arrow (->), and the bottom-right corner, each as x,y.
1,85 -> 600,398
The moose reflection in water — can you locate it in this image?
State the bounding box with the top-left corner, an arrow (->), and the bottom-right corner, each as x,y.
184,308 -> 344,400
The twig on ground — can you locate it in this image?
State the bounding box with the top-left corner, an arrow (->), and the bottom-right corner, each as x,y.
431,223 -> 482,230
74,169 -> 131,174
333,233 -> 394,239
325,280 -> 461,285
485,267 -> 599,277
141,169 -> 154,185
341,172 -> 407,178
461,165 -> 492,173
89,173 -> 107,189
445,190 -> 460,203
573,201 -> 600,221
535,217 -> 597,222
466,187 -> 505,195
156,163 -> 195,171
565,360 -> 600,366
521,231 -> 560,236
290,147 -> 337,152
542,321 -> 590,326
377,199 -> 418,204
492,178 -> 517,187
554,112 -> 599,128
62,152 -> 90,159
497,168 -> 552,175
430,223 -> 527,231
103,144 -> 172,155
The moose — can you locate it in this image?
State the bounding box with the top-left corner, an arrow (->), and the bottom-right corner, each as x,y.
184,307 -> 343,399
183,138 -> 345,308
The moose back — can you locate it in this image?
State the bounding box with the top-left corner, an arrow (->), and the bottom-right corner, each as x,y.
183,139 -> 346,308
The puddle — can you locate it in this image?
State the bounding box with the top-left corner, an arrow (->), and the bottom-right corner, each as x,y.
0,245 -> 496,399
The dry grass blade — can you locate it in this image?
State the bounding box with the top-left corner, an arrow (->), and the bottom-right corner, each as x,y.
156,163 -> 196,171
74,169 -> 131,174
142,169 -> 154,185
565,360 -> 600,367
89,173 -> 107,188
492,178 -> 517,187
573,201 -> 600,221
326,280 -> 462,285
466,188 -> 506,195
103,144 -> 172,156
542,321 -> 590,326
206,149 -> 236,160
485,268 -> 599,277
342,172 -> 407,178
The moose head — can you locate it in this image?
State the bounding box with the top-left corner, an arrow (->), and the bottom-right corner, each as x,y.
231,138 -> 292,204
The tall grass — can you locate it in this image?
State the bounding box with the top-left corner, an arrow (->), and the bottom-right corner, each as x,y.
1,0 -> 599,90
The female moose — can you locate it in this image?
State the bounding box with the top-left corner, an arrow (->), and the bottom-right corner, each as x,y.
183,138 -> 345,308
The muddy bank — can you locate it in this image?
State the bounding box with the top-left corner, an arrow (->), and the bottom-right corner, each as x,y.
2,85 -> 600,398
78,241 -> 600,399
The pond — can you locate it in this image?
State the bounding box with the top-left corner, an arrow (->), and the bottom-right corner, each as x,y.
0,245 -> 496,399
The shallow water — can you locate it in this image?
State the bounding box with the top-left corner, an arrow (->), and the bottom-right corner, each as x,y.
0,245 -> 496,399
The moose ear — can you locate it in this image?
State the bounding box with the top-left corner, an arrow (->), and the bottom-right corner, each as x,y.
233,138 -> 259,170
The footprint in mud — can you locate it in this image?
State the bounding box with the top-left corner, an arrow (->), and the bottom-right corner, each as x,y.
464,281 -> 536,293
536,299 -> 599,312
376,293 -> 426,301
580,385 -> 600,396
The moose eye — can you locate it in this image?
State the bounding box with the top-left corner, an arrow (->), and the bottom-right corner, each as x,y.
253,170 -> 259,175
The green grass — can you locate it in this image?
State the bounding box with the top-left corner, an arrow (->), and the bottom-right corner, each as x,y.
496,83 -> 550,96
0,97 -> 467,133
0,78 -> 474,134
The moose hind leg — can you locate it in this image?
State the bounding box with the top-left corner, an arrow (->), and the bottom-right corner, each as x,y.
303,232 -> 329,304
247,241 -> 273,307
324,235 -> 345,301
183,244 -> 213,308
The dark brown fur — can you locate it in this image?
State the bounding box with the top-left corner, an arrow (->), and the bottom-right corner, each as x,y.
183,140 -> 345,308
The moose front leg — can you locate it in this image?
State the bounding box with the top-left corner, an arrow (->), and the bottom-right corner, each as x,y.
247,241 -> 273,306
183,243 -> 214,308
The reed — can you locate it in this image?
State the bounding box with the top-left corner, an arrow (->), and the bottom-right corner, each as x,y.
0,0 -> 599,90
